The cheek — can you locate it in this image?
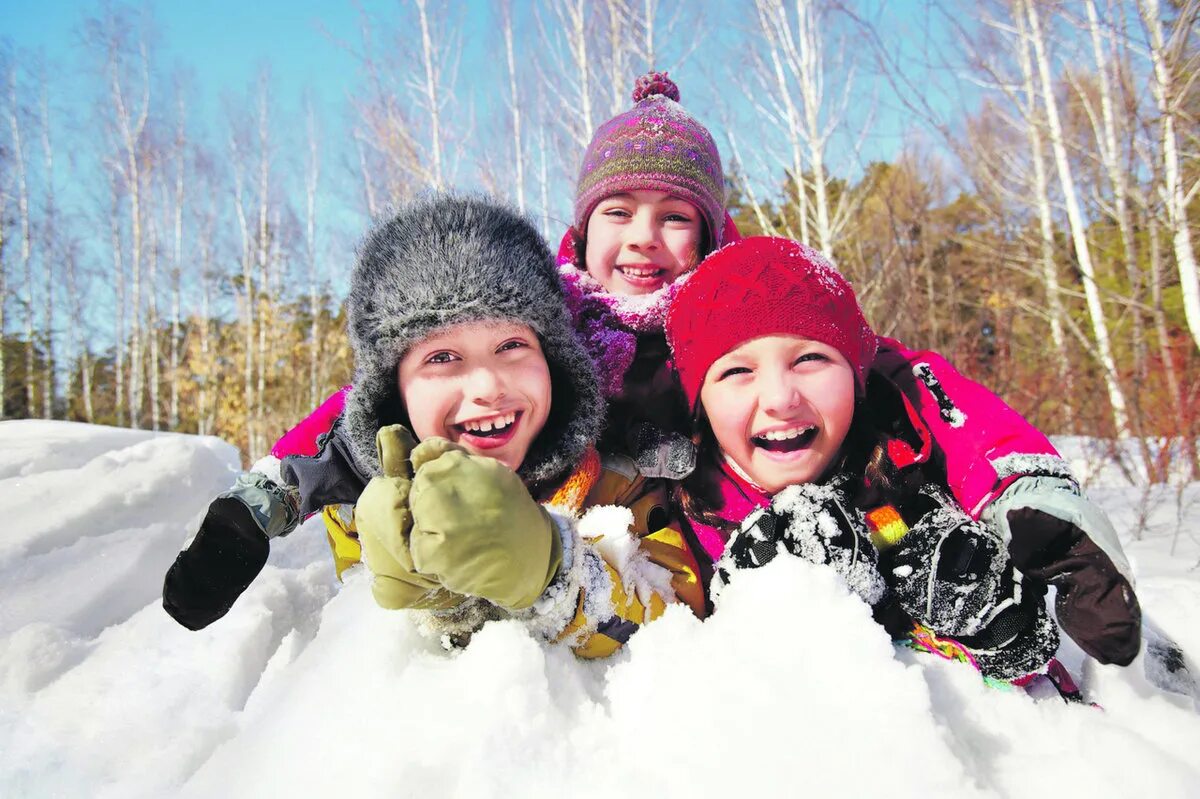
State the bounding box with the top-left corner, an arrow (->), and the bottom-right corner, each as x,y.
583,221 -> 616,277
700,385 -> 751,455
664,228 -> 702,271
398,377 -> 451,441
816,372 -> 857,445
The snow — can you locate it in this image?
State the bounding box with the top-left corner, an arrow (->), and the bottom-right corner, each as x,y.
2,420 -> 1199,798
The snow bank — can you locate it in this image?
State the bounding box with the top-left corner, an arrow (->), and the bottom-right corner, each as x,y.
1,422 -> 1198,798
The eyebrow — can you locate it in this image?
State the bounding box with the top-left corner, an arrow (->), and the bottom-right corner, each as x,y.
601,192 -> 689,204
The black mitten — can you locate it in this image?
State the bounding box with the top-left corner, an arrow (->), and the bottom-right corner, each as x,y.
163,497 -> 270,631
717,481 -> 886,606
1007,507 -> 1140,665
886,505 -> 1007,638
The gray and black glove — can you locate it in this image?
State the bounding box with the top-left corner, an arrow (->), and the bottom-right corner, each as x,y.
163,472 -> 299,631
884,491 -> 1058,681
984,475 -> 1140,665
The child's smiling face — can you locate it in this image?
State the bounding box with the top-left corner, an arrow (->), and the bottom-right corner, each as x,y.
584,189 -> 703,295
699,334 -> 856,493
397,320 -> 552,473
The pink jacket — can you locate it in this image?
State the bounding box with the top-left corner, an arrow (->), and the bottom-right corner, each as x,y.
871,338 -> 1058,519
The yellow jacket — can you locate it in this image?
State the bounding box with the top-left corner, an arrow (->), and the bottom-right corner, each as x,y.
321,449 -> 706,658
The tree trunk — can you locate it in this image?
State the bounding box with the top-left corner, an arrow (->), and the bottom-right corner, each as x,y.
1025,0 -> 1130,435
1139,0 -> 1200,355
503,2 -> 525,211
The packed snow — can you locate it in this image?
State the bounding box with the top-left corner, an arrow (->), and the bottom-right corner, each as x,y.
1,420 -> 1198,798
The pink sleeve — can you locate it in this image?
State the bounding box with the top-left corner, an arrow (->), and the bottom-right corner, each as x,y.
270,387 -> 350,459
873,338 -> 1061,518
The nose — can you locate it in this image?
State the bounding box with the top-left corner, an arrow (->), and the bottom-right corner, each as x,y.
627,208 -> 660,251
758,368 -> 802,416
466,365 -> 507,405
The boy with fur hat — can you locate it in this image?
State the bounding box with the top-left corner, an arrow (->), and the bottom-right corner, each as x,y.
164,194 -> 704,655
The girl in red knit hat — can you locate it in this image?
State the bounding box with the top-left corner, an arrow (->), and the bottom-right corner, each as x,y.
666,236 -> 1141,695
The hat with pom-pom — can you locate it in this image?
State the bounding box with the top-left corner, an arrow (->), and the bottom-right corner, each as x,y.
666,237 -> 879,413
574,71 -> 725,248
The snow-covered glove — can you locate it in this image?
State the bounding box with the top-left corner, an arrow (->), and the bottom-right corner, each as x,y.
162,471 -> 298,631
587,505 -> 677,606
886,499 -> 1008,638
354,425 -> 464,611
408,437 -> 562,610
717,480 -> 886,606
883,495 -> 1059,681
984,475 -> 1141,665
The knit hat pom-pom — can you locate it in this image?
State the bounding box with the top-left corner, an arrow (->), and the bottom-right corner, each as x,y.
632,71 -> 680,104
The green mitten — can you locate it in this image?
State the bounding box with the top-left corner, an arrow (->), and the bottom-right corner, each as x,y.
408,438 -> 562,610
354,425 -> 462,610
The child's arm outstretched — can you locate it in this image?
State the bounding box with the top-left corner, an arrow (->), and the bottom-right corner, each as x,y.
874,338 -> 1140,665
162,389 -> 361,630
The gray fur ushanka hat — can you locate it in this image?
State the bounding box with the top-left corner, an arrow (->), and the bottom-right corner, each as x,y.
344,193 -> 604,487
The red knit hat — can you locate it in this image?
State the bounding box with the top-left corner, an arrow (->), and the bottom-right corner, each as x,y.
666,237 -> 878,412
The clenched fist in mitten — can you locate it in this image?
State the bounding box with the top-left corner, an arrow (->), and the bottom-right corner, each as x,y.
354,425 -> 463,611
407,438 -> 562,610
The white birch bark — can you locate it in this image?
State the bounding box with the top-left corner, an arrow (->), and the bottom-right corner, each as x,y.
1139,0 -> 1200,354
38,82 -> 55,419
1014,7 -> 1075,430
255,81 -> 270,458
1024,0 -> 1130,435
230,123 -> 256,457
7,67 -> 35,417
109,180 -> 126,427
415,0 -> 444,189
502,2 -> 525,211
110,38 -> 150,429
305,98 -> 321,410
147,195 -> 160,431
66,244 -> 94,423
169,92 -> 184,430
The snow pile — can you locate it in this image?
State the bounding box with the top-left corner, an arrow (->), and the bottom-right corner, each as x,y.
1,421 -> 1199,798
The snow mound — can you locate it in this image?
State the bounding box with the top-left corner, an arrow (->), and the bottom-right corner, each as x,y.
1,423 -> 1198,798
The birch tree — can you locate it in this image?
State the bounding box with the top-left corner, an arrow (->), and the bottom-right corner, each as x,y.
1023,0 -> 1130,435
501,1 -> 525,211
1138,0 -> 1200,354
38,74 -> 56,418
304,95 -> 322,409
751,0 -> 865,253
94,11 -> 151,428
169,87 -> 186,430
7,64 -> 36,416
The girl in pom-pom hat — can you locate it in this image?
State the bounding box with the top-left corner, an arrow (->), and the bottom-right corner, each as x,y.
665,236 -> 1142,692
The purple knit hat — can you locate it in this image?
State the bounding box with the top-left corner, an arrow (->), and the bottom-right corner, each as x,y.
574,72 -> 725,248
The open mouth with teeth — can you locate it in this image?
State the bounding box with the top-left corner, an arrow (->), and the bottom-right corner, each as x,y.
616,265 -> 667,286
453,411 -> 521,450
750,425 -> 818,453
